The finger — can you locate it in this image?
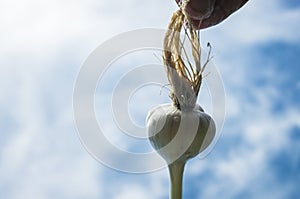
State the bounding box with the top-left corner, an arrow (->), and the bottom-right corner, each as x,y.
175,0 -> 216,20
200,0 -> 249,29
185,0 -> 216,20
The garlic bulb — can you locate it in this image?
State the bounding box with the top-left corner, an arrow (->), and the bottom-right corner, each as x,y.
147,103 -> 215,165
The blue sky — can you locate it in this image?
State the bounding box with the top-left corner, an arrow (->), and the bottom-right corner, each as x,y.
0,0 -> 300,199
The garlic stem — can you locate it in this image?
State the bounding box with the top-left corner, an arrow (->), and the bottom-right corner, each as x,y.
168,160 -> 186,199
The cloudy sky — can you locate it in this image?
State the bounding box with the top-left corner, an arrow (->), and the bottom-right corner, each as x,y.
0,0 -> 300,199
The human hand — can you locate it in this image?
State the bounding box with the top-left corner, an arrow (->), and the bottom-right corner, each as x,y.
175,0 -> 249,29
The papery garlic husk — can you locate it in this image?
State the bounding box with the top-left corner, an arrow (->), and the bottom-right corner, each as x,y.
146,103 -> 215,164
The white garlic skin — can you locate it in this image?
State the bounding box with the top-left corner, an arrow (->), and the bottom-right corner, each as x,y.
146,103 -> 215,164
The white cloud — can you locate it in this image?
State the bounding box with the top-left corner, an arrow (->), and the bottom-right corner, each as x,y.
0,125 -> 102,199
0,71 -> 102,198
0,0 -> 175,197
201,0 -> 300,54
229,0 -> 300,44
113,184 -> 151,199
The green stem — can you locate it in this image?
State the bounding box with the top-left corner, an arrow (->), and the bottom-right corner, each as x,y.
168,161 -> 186,199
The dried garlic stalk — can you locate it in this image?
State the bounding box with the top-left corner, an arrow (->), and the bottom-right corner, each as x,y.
163,4 -> 211,110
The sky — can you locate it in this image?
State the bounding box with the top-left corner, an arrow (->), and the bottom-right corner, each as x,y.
0,0 -> 300,199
